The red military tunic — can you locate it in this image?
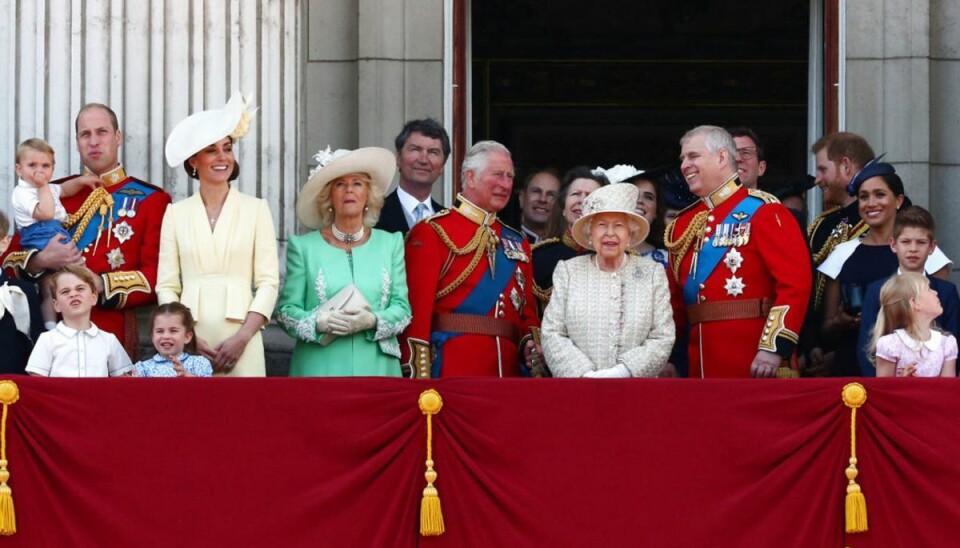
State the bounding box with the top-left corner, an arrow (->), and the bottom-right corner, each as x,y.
665,177 -> 811,378
2,166 -> 171,358
400,195 -> 540,377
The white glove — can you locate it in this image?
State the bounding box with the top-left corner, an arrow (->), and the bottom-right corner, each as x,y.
584,363 -> 632,379
328,308 -> 377,336
315,309 -> 334,334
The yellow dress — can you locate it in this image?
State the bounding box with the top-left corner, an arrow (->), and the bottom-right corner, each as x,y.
156,187 -> 279,376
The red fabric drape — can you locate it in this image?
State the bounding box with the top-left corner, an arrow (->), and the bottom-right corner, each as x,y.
0,377 -> 956,547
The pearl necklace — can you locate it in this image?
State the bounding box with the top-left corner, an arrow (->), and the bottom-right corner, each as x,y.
332,224 -> 365,244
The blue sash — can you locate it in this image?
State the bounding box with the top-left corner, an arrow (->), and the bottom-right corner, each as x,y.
430,231 -> 520,376
682,196 -> 763,305
72,180 -> 157,250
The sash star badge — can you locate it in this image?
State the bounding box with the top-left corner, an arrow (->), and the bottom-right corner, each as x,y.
724,275 -> 746,297
724,248 -> 744,273
510,287 -> 522,313
111,220 -> 134,244
106,248 -> 126,269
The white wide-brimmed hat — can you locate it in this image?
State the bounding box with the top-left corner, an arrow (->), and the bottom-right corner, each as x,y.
296,146 -> 396,229
592,164 -> 644,185
571,183 -> 650,250
164,91 -> 255,167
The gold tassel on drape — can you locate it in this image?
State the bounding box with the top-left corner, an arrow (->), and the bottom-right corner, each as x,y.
418,389 -> 444,536
842,382 -> 868,534
0,381 -> 20,535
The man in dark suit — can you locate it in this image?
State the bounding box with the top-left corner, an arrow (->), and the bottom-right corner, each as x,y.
375,118 -> 449,235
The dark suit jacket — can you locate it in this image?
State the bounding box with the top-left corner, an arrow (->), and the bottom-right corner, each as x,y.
857,274 -> 960,376
375,190 -> 444,235
0,273 -> 44,374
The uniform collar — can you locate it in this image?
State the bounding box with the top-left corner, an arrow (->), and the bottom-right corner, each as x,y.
56,321 -> 100,338
455,193 -> 497,226
83,164 -> 128,187
701,173 -> 741,210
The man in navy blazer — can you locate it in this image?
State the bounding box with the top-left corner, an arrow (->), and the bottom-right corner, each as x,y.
375,119 -> 449,235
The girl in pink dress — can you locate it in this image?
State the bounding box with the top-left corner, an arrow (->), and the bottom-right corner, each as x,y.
870,272 -> 958,377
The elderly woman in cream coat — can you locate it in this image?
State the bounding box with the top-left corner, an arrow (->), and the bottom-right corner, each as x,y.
541,183 -> 674,377
157,92 -> 280,377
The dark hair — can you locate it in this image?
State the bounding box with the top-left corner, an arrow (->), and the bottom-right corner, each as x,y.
150,302 -> 199,355
182,138 -> 241,181
894,205 -> 936,240
0,210 -> 9,237
545,166 -> 610,239
727,127 -> 765,161
864,173 -> 906,198
521,168 -> 561,191
75,103 -> 119,133
394,118 -> 451,159
811,132 -> 875,170
629,175 -> 666,248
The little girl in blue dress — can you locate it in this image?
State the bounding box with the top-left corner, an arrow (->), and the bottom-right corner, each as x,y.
133,303 -> 212,377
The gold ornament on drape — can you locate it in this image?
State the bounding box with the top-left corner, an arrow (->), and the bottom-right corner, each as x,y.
418,389 -> 445,536
842,382 -> 868,533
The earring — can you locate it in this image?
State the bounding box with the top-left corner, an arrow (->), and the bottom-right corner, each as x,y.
327,207 -> 333,212
364,206 -> 369,212
191,166 -> 198,178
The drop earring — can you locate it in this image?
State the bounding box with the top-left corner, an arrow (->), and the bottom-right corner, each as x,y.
191,166 -> 198,178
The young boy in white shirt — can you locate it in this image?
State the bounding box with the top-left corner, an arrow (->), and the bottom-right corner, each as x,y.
26,265 -> 132,377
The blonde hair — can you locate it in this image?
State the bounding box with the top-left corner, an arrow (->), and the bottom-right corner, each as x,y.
868,272 -> 937,363
16,137 -> 55,164
49,264 -> 100,296
313,172 -> 385,229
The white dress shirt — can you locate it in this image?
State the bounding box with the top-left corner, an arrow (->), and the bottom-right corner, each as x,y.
396,186 -> 435,229
26,322 -> 132,377
11,178 -> 68,229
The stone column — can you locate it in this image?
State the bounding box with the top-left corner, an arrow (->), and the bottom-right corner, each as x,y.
931,0 -> 960,278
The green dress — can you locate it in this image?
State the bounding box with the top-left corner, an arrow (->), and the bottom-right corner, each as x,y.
276,229 -> 412,376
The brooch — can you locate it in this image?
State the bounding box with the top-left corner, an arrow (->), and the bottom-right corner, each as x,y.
106,248 -> 126,270
112,221 -> 135,244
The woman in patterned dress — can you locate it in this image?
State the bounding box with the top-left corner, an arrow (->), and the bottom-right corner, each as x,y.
541,183 -> 675,378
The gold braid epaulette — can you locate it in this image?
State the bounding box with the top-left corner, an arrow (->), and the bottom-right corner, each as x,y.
807,206 -> 840,239
428,220 -> 496,299
811,219 -> 869,311
63,187 -> 114,244
663,211 -> 710,283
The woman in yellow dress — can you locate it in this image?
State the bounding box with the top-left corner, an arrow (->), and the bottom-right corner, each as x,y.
157,92 -> 280,376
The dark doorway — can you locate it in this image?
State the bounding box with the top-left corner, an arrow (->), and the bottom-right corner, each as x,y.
471,0 -> 811,189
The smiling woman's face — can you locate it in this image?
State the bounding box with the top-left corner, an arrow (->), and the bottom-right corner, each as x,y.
190,137 -> 235,184
563,178 -> 602,228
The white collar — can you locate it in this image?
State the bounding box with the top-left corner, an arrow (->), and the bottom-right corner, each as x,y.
151,352 -> 189,363
396,186 -> 433,215
55,321 -> 100,338
894,328 -> 942,352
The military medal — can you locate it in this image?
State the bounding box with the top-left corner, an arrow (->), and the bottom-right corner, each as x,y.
724,248 -> 743,273
503,238 -> 528,262
724,275 -> 746,297
126,198 -> 138,218
117,198 -> 128,218
106,248 -> 126,269
112,220 -> 135,244
510,287 -> 522,313
514,268 -> 525,291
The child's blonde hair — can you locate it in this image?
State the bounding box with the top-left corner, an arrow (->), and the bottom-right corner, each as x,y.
868,272 -> 937,363
16,138 -> 55,164
49,264 -> 100,295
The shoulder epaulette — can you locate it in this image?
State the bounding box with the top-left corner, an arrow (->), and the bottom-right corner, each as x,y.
531,237 -> 560,252
748,188 -> 779,203
423,209 -> 450,223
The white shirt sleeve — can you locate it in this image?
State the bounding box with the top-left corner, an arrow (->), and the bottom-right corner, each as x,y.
106,334 -> 133,376
25,332 -> 54,376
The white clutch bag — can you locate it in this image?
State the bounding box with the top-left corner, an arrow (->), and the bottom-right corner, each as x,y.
318,284 -> 371,346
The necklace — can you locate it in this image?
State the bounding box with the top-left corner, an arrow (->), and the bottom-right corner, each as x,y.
332,224 -> 365,244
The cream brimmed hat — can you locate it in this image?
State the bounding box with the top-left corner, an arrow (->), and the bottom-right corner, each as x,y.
296,146 -> 396,229
164,91 -> 255,167
571,183 -> 650,250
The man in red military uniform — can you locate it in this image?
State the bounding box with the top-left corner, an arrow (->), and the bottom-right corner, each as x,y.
400,140 -> 540,377
665,125 -> 811,378
2,103 -> 171,358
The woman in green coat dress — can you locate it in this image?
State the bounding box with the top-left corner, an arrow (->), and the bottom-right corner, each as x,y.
277,147 -> 412,376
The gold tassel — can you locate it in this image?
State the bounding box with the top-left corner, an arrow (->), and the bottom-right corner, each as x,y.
842,382 -> 868,534
0,381 -> 20,536
418,389 -> 444,536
